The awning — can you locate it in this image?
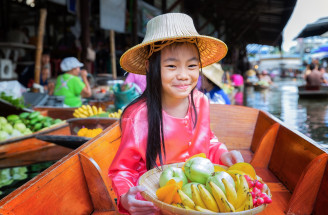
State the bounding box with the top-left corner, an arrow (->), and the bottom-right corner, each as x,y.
296,17 -> 328,38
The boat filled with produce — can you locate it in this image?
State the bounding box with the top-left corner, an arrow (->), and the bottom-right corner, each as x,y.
0,111 -> 63,142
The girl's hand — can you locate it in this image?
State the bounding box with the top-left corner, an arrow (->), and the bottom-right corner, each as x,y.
120,186 -> 158,215
220,150 -> 244,166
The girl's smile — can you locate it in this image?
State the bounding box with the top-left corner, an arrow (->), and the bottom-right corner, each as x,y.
160,43 -> 200,103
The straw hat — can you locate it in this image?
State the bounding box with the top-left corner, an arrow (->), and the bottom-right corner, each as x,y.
246,69 -> 256,77
202,63 -> 224,88
120,13 -> 228,75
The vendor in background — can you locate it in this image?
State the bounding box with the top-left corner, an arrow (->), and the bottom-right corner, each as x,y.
200,63 -> 231,104
259,70 -> 272,85
18,49 -> 51,87
54,57 -> 91,107
306,63 -> 322,87
124,73 -> 147,94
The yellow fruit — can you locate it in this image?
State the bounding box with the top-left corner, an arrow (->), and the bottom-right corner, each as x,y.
227,163 -> 256,180
222,178 -> 237,207
197,184 -> 219,212
92,106 -> 98,115
177,189 -> 195,209
226,169 -> 248,181
214,165 -> 227,172
235,174 -> 248,209
195,205 -> 216,213
191,184 -> 206,209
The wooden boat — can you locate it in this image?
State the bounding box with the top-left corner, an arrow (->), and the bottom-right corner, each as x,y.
0,118 -> 118,168
0,122 -> 73,168
298,85 -> 328,98
253,84 -> 270,91
0,104 -> 327,214
33,106 -> 76,120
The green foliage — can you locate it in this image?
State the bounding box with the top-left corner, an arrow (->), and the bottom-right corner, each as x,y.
0,92 -> 26,109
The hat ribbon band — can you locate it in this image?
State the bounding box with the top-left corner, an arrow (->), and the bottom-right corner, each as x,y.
146,38 -> 198,59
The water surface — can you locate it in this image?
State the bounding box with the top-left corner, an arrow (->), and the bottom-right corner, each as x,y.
244,77 -> 328,146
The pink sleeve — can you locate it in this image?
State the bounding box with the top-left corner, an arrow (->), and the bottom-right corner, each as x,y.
108,117 -> 143,214
124,73 -> 135,84
207,131 -> 228,165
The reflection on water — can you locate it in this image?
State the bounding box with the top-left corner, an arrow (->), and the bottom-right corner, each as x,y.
245,77 -> 328,146
0,161 -> 54,199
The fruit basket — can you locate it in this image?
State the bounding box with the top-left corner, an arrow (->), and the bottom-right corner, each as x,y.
138,162 -> 270,215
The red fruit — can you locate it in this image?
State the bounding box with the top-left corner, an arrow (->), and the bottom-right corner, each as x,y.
253,187 -> 261,195
251,191 -> 256,198
253,198 -> 257,206
248,180 -> 255,188
260,193 -> 267,198
263,196 -> 272,204
255,181 -> 264,190
257,197 -> 264,205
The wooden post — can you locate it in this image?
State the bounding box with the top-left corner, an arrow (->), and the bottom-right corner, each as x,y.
34,8 -> 47,85
110,30 -> 117,79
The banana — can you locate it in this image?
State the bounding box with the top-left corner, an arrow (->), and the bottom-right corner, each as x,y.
177,189 -> 195,209
195,205 -> 216,213
222,198 -> 235,212
222,178 -> 237,207
98,107 -> 103,114
92,106 -> 98,115
77,108 -> 88,116
235,174 -> 249,209
243,192 -> 253,211
209,181 -> 228,212
191,184 -> 206,209
236,192 -> 253,212
81,105 -> 87,110
86,105 -> 93,116
197,184 -> 219,212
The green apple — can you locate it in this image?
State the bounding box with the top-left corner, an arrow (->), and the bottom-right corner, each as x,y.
181,182 -> 200,199
206,171 -> 235,195
184,157 -> 214,184
159,166 -> 188,187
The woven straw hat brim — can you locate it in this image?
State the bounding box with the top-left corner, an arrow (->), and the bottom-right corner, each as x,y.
138,162 -> 269,215
202,63 -> 224,88
120,35 -> 228,75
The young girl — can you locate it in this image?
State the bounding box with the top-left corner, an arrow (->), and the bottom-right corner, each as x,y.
108,13 -> 244,215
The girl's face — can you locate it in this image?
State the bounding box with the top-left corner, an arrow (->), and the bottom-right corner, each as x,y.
160,43 -> 200,101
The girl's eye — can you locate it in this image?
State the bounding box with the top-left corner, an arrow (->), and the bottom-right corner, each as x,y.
189,64 -> 198,68
166,65 -> 176,68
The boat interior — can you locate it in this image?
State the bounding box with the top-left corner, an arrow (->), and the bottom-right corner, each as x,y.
0,104 -> 327,215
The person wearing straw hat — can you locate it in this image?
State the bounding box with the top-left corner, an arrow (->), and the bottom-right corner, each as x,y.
108,13 -> 244,214
201,63 -> 231,104
54,57 -> 92,107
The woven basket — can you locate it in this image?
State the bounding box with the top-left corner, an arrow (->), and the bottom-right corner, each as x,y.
138,162 -> 268,215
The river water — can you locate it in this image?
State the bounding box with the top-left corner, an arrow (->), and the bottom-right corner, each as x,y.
244,77 -> 328,146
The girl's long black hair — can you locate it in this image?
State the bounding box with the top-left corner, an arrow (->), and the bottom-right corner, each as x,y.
120,42 -> 201,170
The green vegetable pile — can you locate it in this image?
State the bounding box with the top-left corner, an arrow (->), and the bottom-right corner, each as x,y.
0,92 -> 26,109
0,112 -> 62,141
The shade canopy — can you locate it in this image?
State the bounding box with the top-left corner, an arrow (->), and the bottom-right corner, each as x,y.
296,17 -> 328,39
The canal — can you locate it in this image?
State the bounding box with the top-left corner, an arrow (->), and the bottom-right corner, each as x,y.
244,77 -> 328,146
1,77 -> 328,199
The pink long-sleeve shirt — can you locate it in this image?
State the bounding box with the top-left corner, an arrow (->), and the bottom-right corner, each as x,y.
108,90 -> 228,213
